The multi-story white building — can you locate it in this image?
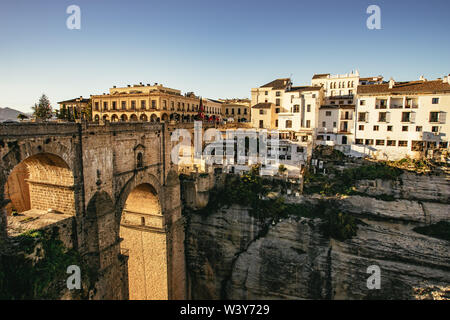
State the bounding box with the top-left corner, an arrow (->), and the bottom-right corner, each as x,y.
355,76 -> 450,160
312,71 -> 383,152
277,86 -> 323,143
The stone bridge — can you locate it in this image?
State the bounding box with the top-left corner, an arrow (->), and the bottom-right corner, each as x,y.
0,122 -> 185,300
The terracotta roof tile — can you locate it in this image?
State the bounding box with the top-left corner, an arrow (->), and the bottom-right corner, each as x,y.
358,80 -> 450,95
252,102 -> 273,109
260,78 -> 291,89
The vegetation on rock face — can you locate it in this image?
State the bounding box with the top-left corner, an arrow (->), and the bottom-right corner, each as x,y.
192,166 -> 359,241
413,221 -> 450,242
0,227 -> 84,299
304,162 -> 403,196
389,158 -> 433,173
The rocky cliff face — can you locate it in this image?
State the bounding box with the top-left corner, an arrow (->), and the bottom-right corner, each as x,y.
185,173 -> 450,300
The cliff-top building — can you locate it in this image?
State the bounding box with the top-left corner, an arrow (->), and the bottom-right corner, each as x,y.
355,76 -> 450,160
91,82 -> 223,123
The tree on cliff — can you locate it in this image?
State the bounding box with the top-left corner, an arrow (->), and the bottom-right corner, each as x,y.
32,94 -> 53,121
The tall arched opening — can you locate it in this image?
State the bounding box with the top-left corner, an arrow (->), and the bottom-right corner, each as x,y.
119,183 -> 168,300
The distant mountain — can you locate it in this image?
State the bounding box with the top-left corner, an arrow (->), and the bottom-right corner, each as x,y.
0,107 -> 29,121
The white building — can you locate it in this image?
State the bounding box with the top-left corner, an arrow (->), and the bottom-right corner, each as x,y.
355,76 -> 450,160
312,71 -> 383,152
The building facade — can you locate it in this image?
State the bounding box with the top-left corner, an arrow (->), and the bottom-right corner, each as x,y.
91,83 -> 222,123
312,71 -> 383,150
251,78 -> 292,130
57,97 -> 91,121
220,99 -> 251,123
355,76 -> 450,160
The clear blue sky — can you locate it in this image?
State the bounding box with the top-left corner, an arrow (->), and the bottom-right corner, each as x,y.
1,0 -> 449,113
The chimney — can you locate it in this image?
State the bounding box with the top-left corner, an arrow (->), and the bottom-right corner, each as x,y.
127,84 -> 131,87
419,75 -> 426,81
389,77 -> 395,89
113,85 -> 116,88
443,75 -> 450,84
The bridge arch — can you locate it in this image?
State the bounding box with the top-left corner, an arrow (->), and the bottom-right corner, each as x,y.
1,148 -> 76,237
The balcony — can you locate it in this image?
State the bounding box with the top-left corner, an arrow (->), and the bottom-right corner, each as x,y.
329,94 -> 354,100
340,114 -> 353,120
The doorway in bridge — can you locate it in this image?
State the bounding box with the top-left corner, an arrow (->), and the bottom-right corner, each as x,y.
119,183 -> 168,300
3,153 -> 75,237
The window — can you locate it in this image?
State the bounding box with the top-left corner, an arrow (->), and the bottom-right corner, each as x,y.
387,140 -> 396,146
365,139 -> 374,145
276,91 -> 281,96
339,101 -> 344,105
286,120 -> 292,128
358,125 -> 364,131
307,105 -> 311,112
94,102 -> 99,111
378,112 -> 387,122
136,152 -> 143,168
306,120 -> 311,128
432,126 -> 439,133
360,100 -> 366,106
121,101 -> 126,110
152,100 -> 156,108
275,108 -> 280,113
326,111 -> 332,116
225,109 -> 229,114
103,102 -> 108,110
432,98 -> 439,104
238,108 -> 241,115
398,141 -> 408,147
401,112 -> 410,122
387,125 -> 393,131
259,120 -> 264,128
373,125 -> 379,131
333,122 -> 337,128
112,101 -> 117,110
131,100 -> 136,110
244,109 -> 247,115
297,146 -> 304,153
376,140 -> 385,146
326,136 -> 331,141
276,98 -> 280,106
231,109 -> 234,114
322,121 -> 326,127
259,109 -> 265,115
163,100 -> 167,110
358,112 -> 367,122
312,94 -> 316,98
140,100 -> 146,109
348,100 -> 352,104
356,139 -> 363,145
265,91 -> 268,95
430,112 -> 439,123
416,126 -> 422,132
402,126 -> 408,132
293,105 -> 300,112
275,120 -> 278,127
